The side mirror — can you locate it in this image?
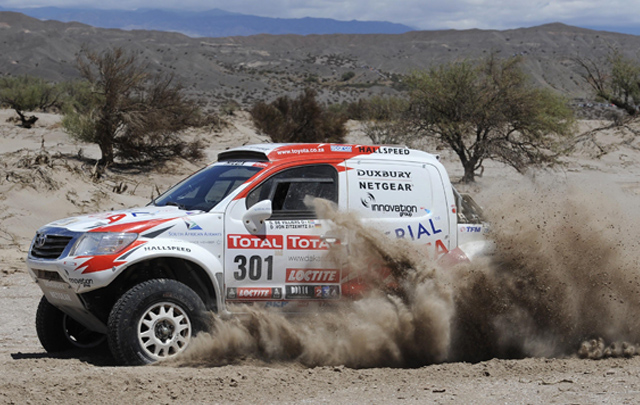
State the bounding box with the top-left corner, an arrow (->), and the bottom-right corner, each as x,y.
242,200 -> 272,234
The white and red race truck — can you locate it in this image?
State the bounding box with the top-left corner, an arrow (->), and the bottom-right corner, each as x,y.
27,143 -> 488,365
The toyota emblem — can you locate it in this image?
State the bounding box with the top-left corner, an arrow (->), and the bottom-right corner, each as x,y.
35,234 -> 47,248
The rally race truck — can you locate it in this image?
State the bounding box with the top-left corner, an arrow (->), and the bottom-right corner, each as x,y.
27,143 -> 488,365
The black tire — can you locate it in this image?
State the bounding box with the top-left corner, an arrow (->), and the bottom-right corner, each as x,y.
35,296 -> 106,353
107,279 -> 208,366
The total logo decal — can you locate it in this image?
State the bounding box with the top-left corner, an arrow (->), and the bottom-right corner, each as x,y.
286,268 -> 340,283
228,234 -> 284,249
287,235 -> 329,250
360,193 -> 418,217
227,234 -> 330,250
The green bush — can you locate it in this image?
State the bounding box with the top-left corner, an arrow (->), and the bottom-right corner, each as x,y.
341,71 -> 355,81
0,75 -> 62,128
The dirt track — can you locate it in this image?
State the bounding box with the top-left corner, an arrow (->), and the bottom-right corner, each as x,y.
2,267 -> 640,404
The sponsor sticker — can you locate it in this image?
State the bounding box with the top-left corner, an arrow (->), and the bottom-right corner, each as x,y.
67,277 -> 94,288
183,217 -> 203,230
331,145 -> 352,152
227,234 -> 284,249
143,245 -> 192,252
360,193 -> 417,217
286,235 -> 330,250
227,287 -> 279,300
286,268 -> 340,283
359,181 -> 412,192
286,285 -> 315,298
356,146 -> 410,155
269,220 -> 321,230
356,169 -> 412,179
394,219 -> 443,240
286,285 -> 340,299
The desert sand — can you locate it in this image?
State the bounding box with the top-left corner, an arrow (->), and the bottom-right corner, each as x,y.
2,109 -> 640,403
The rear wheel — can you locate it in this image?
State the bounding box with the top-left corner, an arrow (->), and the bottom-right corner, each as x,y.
35,296 -> 106,353
107,279 -> 208,366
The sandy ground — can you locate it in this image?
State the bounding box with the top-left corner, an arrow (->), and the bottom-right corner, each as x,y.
3,110 -> 640,403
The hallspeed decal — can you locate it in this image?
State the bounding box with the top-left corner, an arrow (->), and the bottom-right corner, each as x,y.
356,146 -> 410,155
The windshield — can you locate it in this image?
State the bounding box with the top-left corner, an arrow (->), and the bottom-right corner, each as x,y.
152,163 -> 263,211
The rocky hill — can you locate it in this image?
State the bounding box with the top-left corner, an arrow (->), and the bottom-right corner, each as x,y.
1,11 -> 640,108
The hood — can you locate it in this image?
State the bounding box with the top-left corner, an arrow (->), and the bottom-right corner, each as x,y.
43,206 -> 202,234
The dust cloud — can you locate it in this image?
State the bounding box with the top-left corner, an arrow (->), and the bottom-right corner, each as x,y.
172,182 -> 640,368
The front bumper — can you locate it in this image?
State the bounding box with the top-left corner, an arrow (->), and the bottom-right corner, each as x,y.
27,228 -> 108,333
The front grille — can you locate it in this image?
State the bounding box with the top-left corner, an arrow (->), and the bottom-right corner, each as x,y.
33,269 -> 64,282
30,234 -> 73,259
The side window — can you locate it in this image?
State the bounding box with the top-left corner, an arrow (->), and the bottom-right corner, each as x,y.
246,165 -> 338,219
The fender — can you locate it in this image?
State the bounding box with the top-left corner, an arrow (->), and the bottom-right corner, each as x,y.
115,239 -> 226,311
63,239 -> 226,311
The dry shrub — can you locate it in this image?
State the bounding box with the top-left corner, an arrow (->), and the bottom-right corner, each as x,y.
250,88 -> 346,143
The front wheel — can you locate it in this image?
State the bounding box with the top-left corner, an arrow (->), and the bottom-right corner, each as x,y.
35,296 -> 106,353
107,279 -> 208,366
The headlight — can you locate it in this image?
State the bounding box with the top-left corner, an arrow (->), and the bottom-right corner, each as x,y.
70,233 -> 138,256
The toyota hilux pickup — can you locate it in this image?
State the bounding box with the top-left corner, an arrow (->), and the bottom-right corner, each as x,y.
26,143 -> 488,365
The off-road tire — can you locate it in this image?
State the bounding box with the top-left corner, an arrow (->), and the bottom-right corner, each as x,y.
35,295 -> 106,353
107,279 -> 208,366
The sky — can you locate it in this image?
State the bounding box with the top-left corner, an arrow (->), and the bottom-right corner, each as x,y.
1,0 -> 639,35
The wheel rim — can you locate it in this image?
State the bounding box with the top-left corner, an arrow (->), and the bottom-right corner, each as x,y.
63,314 -> 106,349
137,302 -> 192,361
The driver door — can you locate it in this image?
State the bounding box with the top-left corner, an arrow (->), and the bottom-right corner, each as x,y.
223,163 -> 345,311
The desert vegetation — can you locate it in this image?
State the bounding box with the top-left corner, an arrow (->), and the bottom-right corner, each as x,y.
575,49 -> 640,117
0,75 -> 63,128
406,55 -> 574,183
5,41 -> 640,184
250,88 -> 347,143
62,47 -> 208,166
324,55 -> 575,183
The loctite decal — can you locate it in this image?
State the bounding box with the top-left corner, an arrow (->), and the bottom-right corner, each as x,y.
227,234 -> 284,249
237,287 -> 272,299
286,268 -> 340,283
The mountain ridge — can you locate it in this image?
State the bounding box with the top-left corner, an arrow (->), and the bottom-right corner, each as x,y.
0,6 -> 415,37
1,12 -> 639,108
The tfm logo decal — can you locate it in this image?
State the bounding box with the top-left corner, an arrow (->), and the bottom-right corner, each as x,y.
286,235 -> 329,250
286,268 -> 340,283
227,234 -> 284,249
